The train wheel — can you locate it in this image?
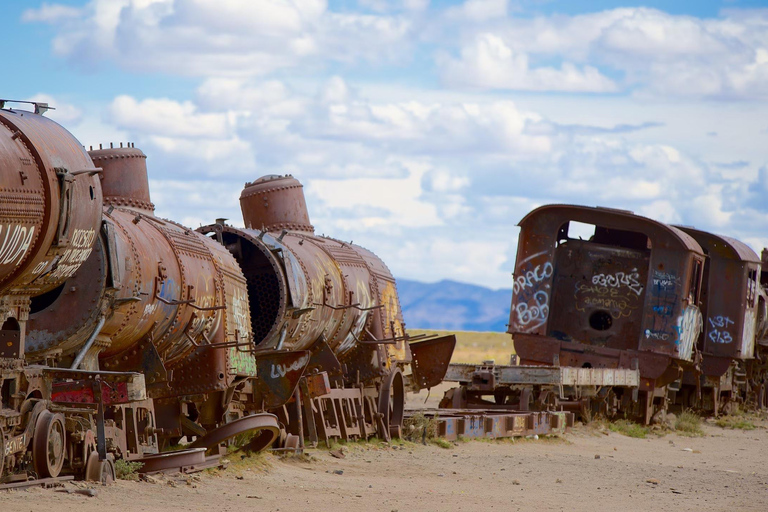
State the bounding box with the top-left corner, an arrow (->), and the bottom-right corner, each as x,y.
377,368 -> 405,441
33,411 -> 66,478
85,452 -> 116,484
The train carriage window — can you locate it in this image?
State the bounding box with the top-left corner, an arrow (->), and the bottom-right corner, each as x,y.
557,221 -> 650,251
689,259 -> 703,306
748,268 -> 758,305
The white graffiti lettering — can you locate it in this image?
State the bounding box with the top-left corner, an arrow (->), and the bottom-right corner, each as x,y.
591,269 -> 644,296
644,329 -> 670,341
270,353 -> 310,379
707,315 -> 734,345
709,330 -> 733,344
231,288 -> 249,336
515,290 -> 549,327
4,433 -> 26,457
0,225 -> 35,266
45,229 -> 97,280
31,259 -> 51,275
708,316 -> 734,329
142,303 -> 158,318
512,262 -> 553,296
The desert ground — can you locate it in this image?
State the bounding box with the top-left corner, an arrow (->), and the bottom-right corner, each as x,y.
3,332 -> 767,512
3,414 -> 766,512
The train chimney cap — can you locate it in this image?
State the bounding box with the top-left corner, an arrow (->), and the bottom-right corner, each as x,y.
240,174 -> 314,233
88,145 -> 154,213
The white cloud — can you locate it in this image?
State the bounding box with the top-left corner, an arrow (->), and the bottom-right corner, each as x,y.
88,75 -> 768,288
440,33 -> 618,92
445,0 -> 508,23
25,3 -> 768,98
25,0 -> 414,76
427,6 -> 768,98
109,96 -> 231,139
22,2 -> 81,22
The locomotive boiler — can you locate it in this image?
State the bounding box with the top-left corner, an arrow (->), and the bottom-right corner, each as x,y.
200,175 -> 456,443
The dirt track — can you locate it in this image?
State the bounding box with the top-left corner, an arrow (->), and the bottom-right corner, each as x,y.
2,417 -> 767,512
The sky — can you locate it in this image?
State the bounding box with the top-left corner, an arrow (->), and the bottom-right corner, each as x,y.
3,0 -> 768,289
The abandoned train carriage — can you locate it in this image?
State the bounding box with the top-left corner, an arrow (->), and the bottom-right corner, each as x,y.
674,226 -> 768,412
509,205 -> 707,422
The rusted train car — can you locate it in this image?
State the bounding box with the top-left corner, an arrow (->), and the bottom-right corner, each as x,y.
0,101 -> 454,485
23,143 -> 310,458
0,102 -> 308,483
0,101 -> 135,482
672,227 -> 768,413
199,175 -> 456,445
501,204 -> 768,422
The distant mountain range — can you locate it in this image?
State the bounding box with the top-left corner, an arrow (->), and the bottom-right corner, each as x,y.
396,279 -> 512,332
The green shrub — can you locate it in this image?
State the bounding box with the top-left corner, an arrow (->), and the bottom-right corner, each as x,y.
114,459 -> 144,480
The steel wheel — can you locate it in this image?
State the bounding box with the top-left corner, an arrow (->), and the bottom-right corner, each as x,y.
85,452 -> 116,484
377,368 -> 405,441
33,411 -> 67,478
188,413 -> 280,452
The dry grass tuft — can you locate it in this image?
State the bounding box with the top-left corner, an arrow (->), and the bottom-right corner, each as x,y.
715,407 -> 757,430
675,410 -> 705,436
608,419 -> 650,439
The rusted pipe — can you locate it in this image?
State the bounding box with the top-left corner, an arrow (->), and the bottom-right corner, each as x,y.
70,316 -> 105,369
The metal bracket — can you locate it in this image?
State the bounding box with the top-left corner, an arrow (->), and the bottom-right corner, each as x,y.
0,99 -> 56,115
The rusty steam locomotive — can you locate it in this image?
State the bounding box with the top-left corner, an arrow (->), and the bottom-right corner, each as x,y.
0,100 -> 454,484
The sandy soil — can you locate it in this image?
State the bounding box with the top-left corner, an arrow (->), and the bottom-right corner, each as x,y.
2,415 -> 767,512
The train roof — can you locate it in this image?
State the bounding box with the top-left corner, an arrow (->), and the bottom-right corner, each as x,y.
674,226 -> 760,263
517,204 -> 704,254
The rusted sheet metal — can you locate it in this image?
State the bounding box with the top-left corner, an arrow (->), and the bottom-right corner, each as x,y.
0,105 -> 102,300
445,363 -> 561,386
188,413 -> 279,451
253,350 -> 310,408
241,175 -> 314,233
198,175 -> 424,387
51,381 -> 129,405
134,448 -> 208,474
509,205 -> 706,381
43,367 -> 147,405
410,334 -> 457,390
422,410 -> 573,441
677,226 -> 761,371
89,145 -> 154,214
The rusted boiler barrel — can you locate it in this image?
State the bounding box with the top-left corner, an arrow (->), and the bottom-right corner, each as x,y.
200,175 -> 409,372
0,106 -> 102,297
26,146 -> 256,395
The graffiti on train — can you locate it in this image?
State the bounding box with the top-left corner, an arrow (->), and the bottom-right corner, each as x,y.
0,224 -> 35,267
590,270 -> 644,296
512,252 -> 552,332
708,315 -> 735,345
